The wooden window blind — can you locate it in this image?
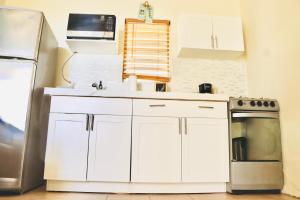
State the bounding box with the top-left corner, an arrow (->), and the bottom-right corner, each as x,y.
123,18 -> 171,82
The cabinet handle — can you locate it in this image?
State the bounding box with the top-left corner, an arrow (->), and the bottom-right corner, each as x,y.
211,35 -> 215,49
179,118 -> 182,135
86,114 -> 90,131
149,104 -> 166,107
184,118 -> 187,135
215,36 -> 219,49
91,115 -> 95,131
198,106 -> 214,109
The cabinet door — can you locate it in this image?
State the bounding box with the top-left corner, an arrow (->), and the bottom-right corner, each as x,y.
182,118 -> 229,182
131,116 -> 181,183
87,115 -> 131,182
179,14 -> 213,50
213,16 -> 244,52
44,113 -> 89,181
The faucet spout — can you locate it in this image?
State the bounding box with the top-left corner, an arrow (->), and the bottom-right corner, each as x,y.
92,81 -> 104,90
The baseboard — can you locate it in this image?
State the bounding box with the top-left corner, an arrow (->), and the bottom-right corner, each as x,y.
47,181 -> 226,193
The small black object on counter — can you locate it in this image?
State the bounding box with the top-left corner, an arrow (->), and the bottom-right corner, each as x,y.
199,83 -> 212,94
156,83 -> 167,92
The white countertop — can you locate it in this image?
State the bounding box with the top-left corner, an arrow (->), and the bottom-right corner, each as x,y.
43,87 -> 229,102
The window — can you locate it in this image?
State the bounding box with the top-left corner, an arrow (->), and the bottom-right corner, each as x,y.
123,18 -> 171,82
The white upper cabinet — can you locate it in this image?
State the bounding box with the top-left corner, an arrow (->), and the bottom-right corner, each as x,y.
177,14 -> 244,58
178,15 -> 213,51
212,16 -> 244,52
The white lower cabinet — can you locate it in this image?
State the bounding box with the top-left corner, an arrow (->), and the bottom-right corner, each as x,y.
44,113 -> 89,181
44,97 -> 132,183
44,114 -> 132,182
182,118 -> 229,182
44,96 -> 229,193
131,116 -> 181,183
87,115 -> 131,182
131,116 -> 229,184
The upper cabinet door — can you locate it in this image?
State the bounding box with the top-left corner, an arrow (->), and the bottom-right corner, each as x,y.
177,14 -> 244,58
131,116 -> 181,183
212,16 -> 244,52
182,118 -> 229,183
87,115 -> 131,182
178,14 -> 213,57
44,113 -> 89,181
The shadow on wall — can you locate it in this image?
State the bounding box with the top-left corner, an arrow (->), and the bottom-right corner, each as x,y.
55,47 -> 72,87
240,0 -> 300,197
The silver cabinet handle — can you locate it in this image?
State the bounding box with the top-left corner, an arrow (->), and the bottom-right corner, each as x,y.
91,114 -> 95,131
179,118 -> 182,135
149,104 -> 166,107
184,118 -> 187,135
86,114 -> 90,131
215,36 -> 219,49
211,35 -> 215,49
198,106 -> 214,109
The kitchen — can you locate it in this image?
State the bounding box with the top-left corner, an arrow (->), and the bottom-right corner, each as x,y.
0,0 -> 300,199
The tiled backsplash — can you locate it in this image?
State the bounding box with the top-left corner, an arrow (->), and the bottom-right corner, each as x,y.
70,54 -> 123,89
169,58 -> 248,96
70,54 -> 248,97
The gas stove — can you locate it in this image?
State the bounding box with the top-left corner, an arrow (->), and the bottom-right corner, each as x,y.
229,97 -> 279,111
227,96 -> 283,193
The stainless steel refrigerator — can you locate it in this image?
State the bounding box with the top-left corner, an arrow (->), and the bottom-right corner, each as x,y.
0,7 -> 58,193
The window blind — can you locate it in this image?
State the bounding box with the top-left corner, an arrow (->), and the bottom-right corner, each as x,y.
123,18 -> 171,82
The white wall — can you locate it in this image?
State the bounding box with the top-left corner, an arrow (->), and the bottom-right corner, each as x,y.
241,0 -> 300,197
3,0 -> 248,96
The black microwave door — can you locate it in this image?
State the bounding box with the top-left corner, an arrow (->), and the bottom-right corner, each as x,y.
67,14 -> 116,32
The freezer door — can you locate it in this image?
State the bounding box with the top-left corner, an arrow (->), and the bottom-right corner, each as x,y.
0,8 -> 43,60
0,59 -> 36,190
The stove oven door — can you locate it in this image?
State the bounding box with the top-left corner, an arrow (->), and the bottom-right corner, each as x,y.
231,112 -> 282,161
229,112 -> 283,191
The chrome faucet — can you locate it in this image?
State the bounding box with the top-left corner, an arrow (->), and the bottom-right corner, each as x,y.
92,81 -> 103,90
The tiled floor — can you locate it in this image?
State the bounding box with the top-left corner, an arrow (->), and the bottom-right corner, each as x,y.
0,187 -> 298,200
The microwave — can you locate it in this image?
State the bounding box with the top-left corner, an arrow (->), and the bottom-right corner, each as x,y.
67,13 -> 116,40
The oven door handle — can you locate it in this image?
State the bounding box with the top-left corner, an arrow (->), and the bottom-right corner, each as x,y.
232,112 -> 279,119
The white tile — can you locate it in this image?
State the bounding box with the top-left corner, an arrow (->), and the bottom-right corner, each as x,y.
68,55 -> 248,96
108,194 -> 150,200
150,194 -> 192,200
169,58 -> 248,96
189,193 -> 234,200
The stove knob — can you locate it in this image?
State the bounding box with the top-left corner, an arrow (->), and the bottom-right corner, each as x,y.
237,100 -> 243,106
250,101 -> 256,106
270,101 -> 276,107
257,101 -> 262,107
264,101 -> 269,107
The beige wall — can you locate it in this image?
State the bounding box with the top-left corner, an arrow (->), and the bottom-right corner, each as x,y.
3,0 -> 300,196
4,0 -> 242,87
241,0 -> 300,197
3,0 -> 241,46
0,0 -> 5,5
